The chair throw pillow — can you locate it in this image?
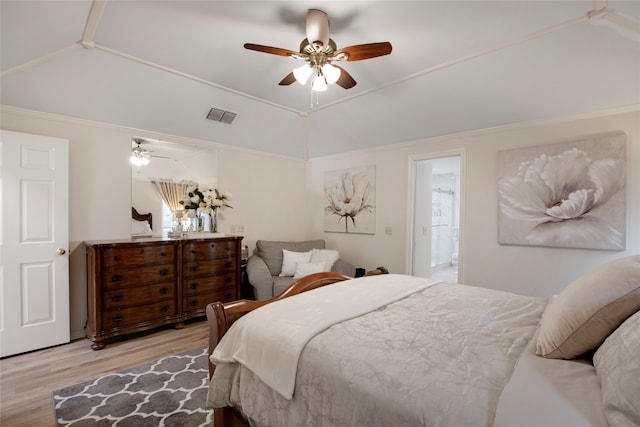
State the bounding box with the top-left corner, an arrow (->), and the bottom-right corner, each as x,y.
293,262 -> 326,279
536,255 -> 640,359
310,249 -> 340,271
279,249 -> 312,277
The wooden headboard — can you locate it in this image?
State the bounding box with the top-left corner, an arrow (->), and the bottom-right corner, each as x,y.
131,207 -> 152,230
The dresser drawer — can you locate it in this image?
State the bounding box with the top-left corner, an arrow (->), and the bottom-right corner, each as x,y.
103,282 -> 174,309
183,258 -> 236,278
184,273 -> 236,296
102,244 -> 175,267
103,300 -> 176,329
183,288 -> 236,312
182,240 -> 237,261
103,264 -> 175,288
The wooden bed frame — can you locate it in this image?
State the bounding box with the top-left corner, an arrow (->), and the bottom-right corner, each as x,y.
131,206 -> 152,230
205,267 -> 389,427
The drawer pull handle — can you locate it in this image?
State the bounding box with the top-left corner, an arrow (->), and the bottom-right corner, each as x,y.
161,252 -> 167,257
191,249 -> 196,254
160,305 -> 169,313
190,300 -> 198,307
159,269 -> 169,276
114,255 -> 121,261
211,243 -> 216,248
190,283 -> 198,290
225,293 -> 232,299
225,261 -> 232,268
111,274 -> 122,282
190,266 -> 198,272
160,287 -> 169,295
140,249 -> 145,254
224,277 -> 232,284
225,246 -> 231,251
112,294 -> 123,302
113,314 -> 124,322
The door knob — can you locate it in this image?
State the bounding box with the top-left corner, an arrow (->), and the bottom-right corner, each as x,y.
56,248 -> 66,255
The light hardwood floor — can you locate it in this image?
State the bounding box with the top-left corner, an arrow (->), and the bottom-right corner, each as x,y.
0,320 -> 209,426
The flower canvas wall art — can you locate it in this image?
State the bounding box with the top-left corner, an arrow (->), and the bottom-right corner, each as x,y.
498,131 -> 626,250
324,165 -> 376,234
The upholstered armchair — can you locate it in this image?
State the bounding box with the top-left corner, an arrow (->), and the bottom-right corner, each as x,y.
246,240 -> 356,300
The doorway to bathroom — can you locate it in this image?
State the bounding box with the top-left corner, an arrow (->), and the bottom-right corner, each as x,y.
408,150 -> 464,283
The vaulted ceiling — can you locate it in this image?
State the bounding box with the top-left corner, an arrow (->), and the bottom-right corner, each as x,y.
1,1 -> 639,158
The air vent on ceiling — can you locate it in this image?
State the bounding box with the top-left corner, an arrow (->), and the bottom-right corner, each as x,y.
206,107 -> 237,124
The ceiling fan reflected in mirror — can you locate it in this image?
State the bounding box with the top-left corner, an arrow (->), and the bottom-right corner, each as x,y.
130,137 -> 169,167
131,139 -> 150,166
244,9 -> 392,92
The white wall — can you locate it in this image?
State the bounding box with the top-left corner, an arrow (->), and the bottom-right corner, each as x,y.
306,108 -> 640,298
2,106 -> 638,340
0,107 -> 308,339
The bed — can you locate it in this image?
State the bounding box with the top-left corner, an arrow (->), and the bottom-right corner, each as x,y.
131,207 -> 153,236
206,256 -> 640,427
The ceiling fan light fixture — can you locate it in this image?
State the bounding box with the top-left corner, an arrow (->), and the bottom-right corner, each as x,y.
293,63 -> 312,84
130,154 -> 149,166
321,63 -> 341,84
312,73 -> 328,92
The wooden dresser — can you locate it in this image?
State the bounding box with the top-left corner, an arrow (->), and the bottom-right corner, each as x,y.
85,235 -> 242,350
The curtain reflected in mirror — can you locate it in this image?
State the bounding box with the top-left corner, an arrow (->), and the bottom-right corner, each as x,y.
152,180 -> 192,213
131,138 -> 218,235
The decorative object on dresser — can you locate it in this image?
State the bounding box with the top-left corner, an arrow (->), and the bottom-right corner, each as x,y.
85,235 -> 242,350
179,184 -> 232,233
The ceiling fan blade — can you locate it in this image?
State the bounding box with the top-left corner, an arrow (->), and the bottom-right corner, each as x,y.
244,43 -> 300,57
279,72 -> 297,86
334,42 -> 392,61
333,65 -> 356,89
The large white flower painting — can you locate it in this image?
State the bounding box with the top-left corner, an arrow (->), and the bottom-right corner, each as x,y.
498,131 -> 626,250
324,165 -> 375,234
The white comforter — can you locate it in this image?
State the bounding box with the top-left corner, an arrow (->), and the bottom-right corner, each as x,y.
211,274 -> 441,399
208,277 -> 547,427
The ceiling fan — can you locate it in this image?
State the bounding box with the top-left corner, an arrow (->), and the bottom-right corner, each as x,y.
131,138 -> 169,167
244,9 -> 392,92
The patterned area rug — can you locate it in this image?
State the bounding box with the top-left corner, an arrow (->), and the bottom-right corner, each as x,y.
53,346 -> 212,426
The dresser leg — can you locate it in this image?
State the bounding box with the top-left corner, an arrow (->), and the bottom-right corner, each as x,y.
174,322 -> 185,329
91,341 -> 106,351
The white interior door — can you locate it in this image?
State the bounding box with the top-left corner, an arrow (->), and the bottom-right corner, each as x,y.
0,130 -> 69,357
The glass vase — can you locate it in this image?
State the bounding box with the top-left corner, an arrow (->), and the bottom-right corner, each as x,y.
212,208 -> 218,233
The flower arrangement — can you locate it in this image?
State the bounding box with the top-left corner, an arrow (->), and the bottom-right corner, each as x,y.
179,185 -> 232,212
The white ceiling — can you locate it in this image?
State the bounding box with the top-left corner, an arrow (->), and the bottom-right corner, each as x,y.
1,1 -> 639,158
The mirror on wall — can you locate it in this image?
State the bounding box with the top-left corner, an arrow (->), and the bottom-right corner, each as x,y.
131,137 -> 218,235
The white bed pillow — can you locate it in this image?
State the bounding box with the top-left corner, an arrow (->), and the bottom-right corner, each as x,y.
293,262 -> 326,279
310,248 -> 340,271
536,255 -> 640,359
279,249 -> 312,277
593,309 -> 640,427
131,219 -> 152,236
